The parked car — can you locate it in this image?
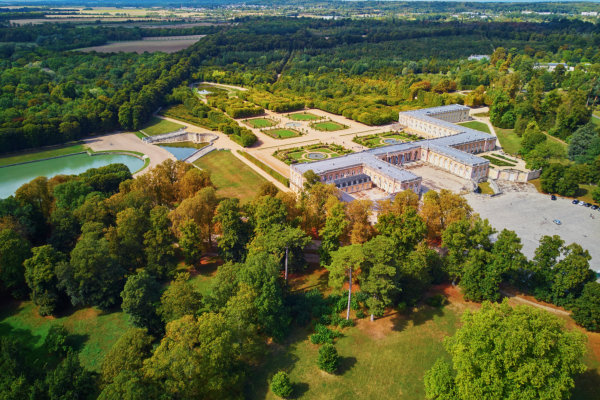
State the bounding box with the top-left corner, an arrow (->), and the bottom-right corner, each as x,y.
592,205 -> 599,210
553,219 -> 562,225
572,200 -> 579,204
550,195 -> 557,200
584,203 -> 592,207
579,201 -> 586,206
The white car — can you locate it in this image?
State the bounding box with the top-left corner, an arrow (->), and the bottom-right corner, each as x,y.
553,219 -> 562,225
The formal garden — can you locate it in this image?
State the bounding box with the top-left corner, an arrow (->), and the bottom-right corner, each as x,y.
353,131 -> 421,148
287,112 -> 322,121
273,143 -> 353,164
262,128 -> 302,139
244,117 -> 277,129
310,120 -> 349,132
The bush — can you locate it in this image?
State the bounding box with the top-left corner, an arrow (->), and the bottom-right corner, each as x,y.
317,343 -> 339,374
572,282 -> 600,332
310,323 -> 342,344
425,294 -> 448,308
355,309 -> 366,319
270,371 -> 293,398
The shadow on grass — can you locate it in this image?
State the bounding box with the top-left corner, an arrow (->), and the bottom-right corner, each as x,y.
390,305 -> 445,332
289,382 -> 309,399
68,333 -> 90,353
244,327 -> 311,400
572,368 -> 600,400
337,356 -> 357,375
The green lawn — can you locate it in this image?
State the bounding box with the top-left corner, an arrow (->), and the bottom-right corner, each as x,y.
591,116 -> 599,127
478,181 -> 494,194
0,301 -> 131,372
288,112 -> 320,121
246,118 -> 276,128
354,132 -> 420,148
140,116 -> 184,136
482,155 -> 516,167
248,305 -> 460,400
158,141 -> 209,149
0,143 -> 87,167
458,121 -> 491,133
495,127 -> 522,155
311,121 -> 348,132
193,150 -> 267,201
265,128 -> 301,139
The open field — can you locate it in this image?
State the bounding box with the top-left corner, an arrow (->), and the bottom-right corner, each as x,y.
495,127 -> 522,155
288,112 -> 321,121
458,120 -> 491,133
77,35 -> 205,54
264,128 -> 301,139
193,150 -> 267,201
140,116 -> 184,136
0,301 -> 131,372
246,118 -> 276,128
311,121 -> 348,132
0,143 -> 87,167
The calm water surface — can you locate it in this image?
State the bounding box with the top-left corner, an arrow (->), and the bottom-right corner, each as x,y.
0,153 -> 144,198
158,145 -> 198,160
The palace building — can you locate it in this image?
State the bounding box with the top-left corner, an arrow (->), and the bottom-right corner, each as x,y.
290,105 -> 495,198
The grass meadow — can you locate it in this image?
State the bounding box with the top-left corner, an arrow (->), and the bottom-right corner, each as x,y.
246,118 -> 277,129
0,143 -> 87,167
288,112 -> 321,121
193,150 -> 267,201
140,116 -> 184,136
264,128 -> 301,139
311,121 -> 348,132
458,120 -> 491,133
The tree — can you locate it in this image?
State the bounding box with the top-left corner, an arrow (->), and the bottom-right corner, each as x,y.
44,351 -> 96,400
302,170 -> 321,190
425,300 -> 587,400
107,207 -> 150,271
98,370 -> 160,400
101,328 -> 154,384
0,228 -> 31,299
213,198 -> 250,263
178,219 -> 203,266
491,229 -> 527,277
318,199 -> 349,265
376,206 -> 426,257
158,273 -> 202,323
460,249 -> 502,302
550,243 -> 593,305
530,235 -> 564,299
568,122 -> 600,164
143,206 -> 177,280
361,236 -> 398,320
59,233 -> 124,310
317,343 -> 339,374
572,282 -> 600,332
142,313 -> 244,399
327,244 -> 364,320
420,190 -> 472,241
252,195 -> 287,235
43,325 -> 71,357
53,180 -> 93,210
24,245 -> 65,316
121,271 -> 162,334
270,371 -> 293,398
176,168 -> 213,201
346,200 -> 374,244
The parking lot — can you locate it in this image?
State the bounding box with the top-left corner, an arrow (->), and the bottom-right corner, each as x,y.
464,185 -> 600,272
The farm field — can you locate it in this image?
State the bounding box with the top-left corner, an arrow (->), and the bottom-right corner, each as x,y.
77,35 -> 206,54
311,121 -> 348,132
0,142 -> 87,167
140,117 -> 184,136
193,150 -> 267,201
288,112 -> 321,121
457,120 -> 491,133
246,118 -> 276,128
264,128 -> 301,139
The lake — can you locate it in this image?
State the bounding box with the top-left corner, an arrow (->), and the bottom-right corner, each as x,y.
0,153 -> 144,199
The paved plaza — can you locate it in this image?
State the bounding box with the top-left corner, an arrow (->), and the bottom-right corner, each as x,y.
464,184 -> 600,272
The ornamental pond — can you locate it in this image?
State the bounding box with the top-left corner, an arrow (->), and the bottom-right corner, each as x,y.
0,153 -> 144,199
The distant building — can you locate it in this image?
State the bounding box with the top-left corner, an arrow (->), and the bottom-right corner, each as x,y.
290,105 -> 495,198
581,11 -> 598,17
534,62 -> 574,72
468,55 -> 489,61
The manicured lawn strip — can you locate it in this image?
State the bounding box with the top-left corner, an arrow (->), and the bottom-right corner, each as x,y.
482,155 -> 516,167
491,153 -> 518,163
0,143 -> 87,167
247,305 -> 460,400
274,144 -> 352,164
478,181 -> 494,194
193,150 -> 267,201
288,112 -> 320,121
246,118 -> 276,128
473,112 -> 489,117
495,127 -> 522,155
237,150 -> 289,187
458,120 -> 491,133
0,301 -> 131,372
311,121 -> 348,131
140,116 -> 184,136
264,128 -> 301,139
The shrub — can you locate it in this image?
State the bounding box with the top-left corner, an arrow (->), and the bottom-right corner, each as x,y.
310,323 -> 342,344
355,309 -> 366,319
425,294 -> 448,308
317,343 -> 339,374
270,371 -> 293,398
